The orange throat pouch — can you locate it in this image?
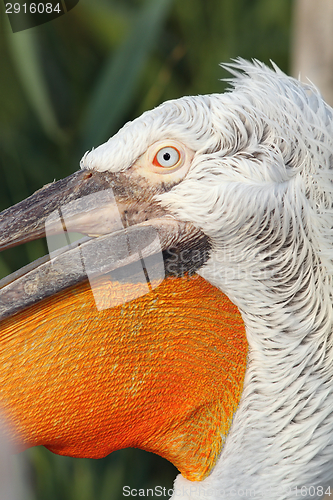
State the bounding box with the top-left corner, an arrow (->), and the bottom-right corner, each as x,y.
0,274 -> 247,481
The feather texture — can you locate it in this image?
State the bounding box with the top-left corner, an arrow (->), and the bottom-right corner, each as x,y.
80,59 -> 333,498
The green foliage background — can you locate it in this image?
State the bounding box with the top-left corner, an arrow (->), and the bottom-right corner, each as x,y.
0,0 -> 292,498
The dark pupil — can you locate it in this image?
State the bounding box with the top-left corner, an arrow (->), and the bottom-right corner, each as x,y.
163,152 -> 171,161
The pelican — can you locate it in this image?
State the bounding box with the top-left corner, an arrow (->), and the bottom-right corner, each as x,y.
0,59 -> 332,500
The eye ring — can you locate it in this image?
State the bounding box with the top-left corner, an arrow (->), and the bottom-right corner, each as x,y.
153,146 -> 181,169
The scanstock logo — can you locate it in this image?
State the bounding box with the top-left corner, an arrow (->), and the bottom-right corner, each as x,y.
3,0 -> 79,32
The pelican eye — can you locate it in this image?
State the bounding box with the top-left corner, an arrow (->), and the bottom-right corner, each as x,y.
153,147 -> 181,168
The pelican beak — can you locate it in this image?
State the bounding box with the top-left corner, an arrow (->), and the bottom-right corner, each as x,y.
0,168 -> 210,320
0,167 -> 247,483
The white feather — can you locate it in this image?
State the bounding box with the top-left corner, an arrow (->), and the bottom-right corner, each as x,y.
81,59 -> 333,499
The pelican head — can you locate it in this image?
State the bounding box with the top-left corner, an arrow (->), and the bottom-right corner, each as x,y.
0,59 -> 332,499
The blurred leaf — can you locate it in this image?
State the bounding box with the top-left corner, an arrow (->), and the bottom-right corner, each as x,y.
71,460 -> 94,500
81,0 -> 173,150
0,255 -> 11,279
99,459 -> 125,500
5,31 -> 66,144
138,44 -> 186,113
74,1 -> 131,50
